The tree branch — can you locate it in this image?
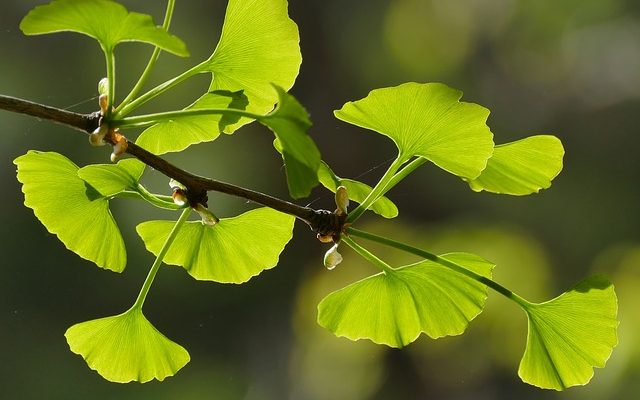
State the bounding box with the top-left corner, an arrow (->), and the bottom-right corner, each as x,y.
1,94 -> 342,236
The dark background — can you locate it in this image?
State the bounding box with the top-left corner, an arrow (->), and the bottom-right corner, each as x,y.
1,1 -> 639,399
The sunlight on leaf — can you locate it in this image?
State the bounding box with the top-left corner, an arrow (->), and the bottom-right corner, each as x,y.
317,162 -> 398,218
137,208 -> 295,283
468,135 -> 564,195
318,252 -> 494,347
334,82 -> 494,180
65,307 -> 190,383
136,90 -> 248,155
259,86 -> 320,198
14,151 -> 126,272
78,159 -> 144,197
202,0 -> 301,117
518,275 -> 618,390
20,0 -> 188,55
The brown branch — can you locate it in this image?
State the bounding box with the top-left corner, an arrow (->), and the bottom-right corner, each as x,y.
1,94 -> 342,236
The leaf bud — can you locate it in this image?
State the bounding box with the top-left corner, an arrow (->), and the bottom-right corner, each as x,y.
323,243 -> 343,270
110,131 -> 128,162
98,77 -> 109,96
335,185 -> 349,216
194,203 -> 219,226
89,125 -> 108,146
98,94 -> 109,115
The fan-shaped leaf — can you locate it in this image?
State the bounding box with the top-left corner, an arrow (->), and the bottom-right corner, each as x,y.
20,0 -> 188,55
78,159 -> 144,197
318,252 -> 494,347
518,275 -> 618,390
65,307 -> 190,383
202,0 -> 301,116
468,135 -> 564,195
137,208 -> 295,283
136,90 -> 248,155
334,82 -> 494,179
14,151 -> 126,272
317,162 -> 398,218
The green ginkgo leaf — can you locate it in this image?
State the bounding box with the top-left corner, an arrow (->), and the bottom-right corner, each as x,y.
78,159 -> 144,197
317,162 -> 398,218
259,86 -> 320,198
136,90 -> 249,155
334,82 -> 494,180
137,208 -> 295,283
518,275 -> 618,390
318,252 -> 494,347
202,0 -> 301,116
65,307 -> 190,383
20,0 -> 188,55
468,135 -> 564,195
14,151 -> 126,272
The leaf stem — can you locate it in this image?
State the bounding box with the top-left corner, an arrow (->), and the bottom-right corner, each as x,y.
116,0 -> 176,112
113,108 -> 263,129
132,207 -> 191,310
116,187 -> 185,210
115,60 -> 207,118
346,156 -> 405,223
104,48 -> 116,118
346,227 -> 531,308
342,236 -> 395,275
387,157 -> 427,190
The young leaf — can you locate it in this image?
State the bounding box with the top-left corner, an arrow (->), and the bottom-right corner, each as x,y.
334,82 -> 494,180
259,86 -> 320,199
65,307 -> 190,383
137,208 -> 295,284
518,275 -> 618,390
78,159 -> 145,197
20,0 -> 188,56
317,162 -> 398,219
468,135 -> 565,195
136,90 -> 249,155
14,151 -> 126,272
202,0 -> 301,116
318,252 -> 494,347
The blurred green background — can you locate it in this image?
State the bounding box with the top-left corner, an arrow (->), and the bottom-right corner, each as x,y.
1,0 -> 639,399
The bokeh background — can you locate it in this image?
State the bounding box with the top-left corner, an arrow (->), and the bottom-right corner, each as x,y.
1,0 -> 639,399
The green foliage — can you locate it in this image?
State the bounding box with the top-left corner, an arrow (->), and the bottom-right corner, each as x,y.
14,151 -> 126,272
318,252 -> 494,347
468,135 -> 565,195
9,0 -> 618,390
137,208 -> 295,284
518,275 -> 618,390
65,307 -> 190,383
20,0 -> 188,55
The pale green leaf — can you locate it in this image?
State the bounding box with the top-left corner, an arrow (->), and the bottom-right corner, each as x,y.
202,0 -> 301,117
468,135 -> 564,195
14,151 -> 126,272
137,208 -> 295,283
259,86 -> 320,198
20,0 -> 188,55
334,82 -> 494,179
65,307 -> 190,383
318,252 -> 494,347
136,90 -> 248,155
78,159 -> 144,197
518,275 -> 618,390
317,162 -> 398,219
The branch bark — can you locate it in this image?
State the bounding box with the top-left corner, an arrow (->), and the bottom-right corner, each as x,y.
1,94 -> 342,237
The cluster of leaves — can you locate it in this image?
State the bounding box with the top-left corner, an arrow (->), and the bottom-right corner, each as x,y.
11,0 -> 617,390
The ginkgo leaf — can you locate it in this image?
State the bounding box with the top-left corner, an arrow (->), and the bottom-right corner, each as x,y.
518,275 -> 618,390
20,0 -> 188,55
14,151 -> 126,272
136,90 -> 249,155
334,82 -> 494,180
318,252 -> 494,347
137,208 -> 295,283
317,162 -> 398,218
202,0 -> 301,116
78,159 -> 144,197
468,135 -> 564,195
259,86 -> 320,198
65,307 -> 190,383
